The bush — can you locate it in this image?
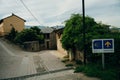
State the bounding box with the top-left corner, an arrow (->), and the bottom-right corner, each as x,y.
5,27 -> 17,42
14,28 -> 44,44
74,65 -> 85,72
74,64 -> 118,80
75,60 -> 83,65
65,63 -> 73,67
101,70 -> 117,80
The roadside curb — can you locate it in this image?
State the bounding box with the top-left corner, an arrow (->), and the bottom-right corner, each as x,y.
0,67 -> 73,80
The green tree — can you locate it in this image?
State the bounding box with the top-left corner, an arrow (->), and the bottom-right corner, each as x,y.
14,29 -> 37,44
62,14 -> 120,80
5,27 -> 18,42
37,34 -> 44,43
30,26 -> 44,43
61,14 -> 113,60
61,13 -> 120,67
14,27 -> 44,44
30,26 -> 41,35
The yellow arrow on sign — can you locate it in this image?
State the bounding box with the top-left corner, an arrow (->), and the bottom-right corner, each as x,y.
105,41 -> 111,47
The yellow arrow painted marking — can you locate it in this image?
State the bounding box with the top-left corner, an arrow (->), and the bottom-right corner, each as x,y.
105,41 -> 111,47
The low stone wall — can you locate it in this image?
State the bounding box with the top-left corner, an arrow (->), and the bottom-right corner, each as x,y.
76,50 -> 84,62
23,41 -> 40,52
68,49 -> 84,62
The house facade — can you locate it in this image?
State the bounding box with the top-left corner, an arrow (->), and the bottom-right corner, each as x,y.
40,27 -> 57,50
0,13 -> 25,36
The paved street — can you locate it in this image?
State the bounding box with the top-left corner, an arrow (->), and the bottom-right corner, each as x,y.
0,38 -> 100,80
0,38 -> 68,79
0,39 -> 37,79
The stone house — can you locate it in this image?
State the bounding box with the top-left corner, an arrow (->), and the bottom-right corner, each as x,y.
41,27 -> 57,50
0,13 -> 25,36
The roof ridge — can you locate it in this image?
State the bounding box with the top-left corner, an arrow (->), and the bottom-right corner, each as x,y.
1,13 -> 26,22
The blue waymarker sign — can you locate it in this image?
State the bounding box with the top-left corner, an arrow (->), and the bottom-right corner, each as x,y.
92,39 -> 114,53
92,39 -> 114,69
103,40 -> 113,49
93,40 -> 102,49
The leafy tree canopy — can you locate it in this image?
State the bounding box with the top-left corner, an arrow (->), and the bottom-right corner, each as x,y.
61,14 -> 100,51
14,29 -> 37,44
30,26 -> 41,35
61,14 -> 120,66
14,26 -> 44,44
5,27 -> 18,42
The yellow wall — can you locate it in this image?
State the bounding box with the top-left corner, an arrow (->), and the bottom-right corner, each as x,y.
0,23 -> 4,36
0,15 -> 25,36
56,33 -> 67,55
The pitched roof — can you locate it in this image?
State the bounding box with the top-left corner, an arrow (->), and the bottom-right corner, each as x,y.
0,13 -> 26,22
52,26 -> 64,30
41,27 -> 54,33
54,27 -> 64,34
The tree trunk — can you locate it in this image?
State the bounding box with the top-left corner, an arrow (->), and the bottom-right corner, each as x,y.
72,46 -> 76,60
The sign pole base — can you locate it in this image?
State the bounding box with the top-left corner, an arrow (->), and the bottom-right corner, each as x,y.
102,53 -> 105,70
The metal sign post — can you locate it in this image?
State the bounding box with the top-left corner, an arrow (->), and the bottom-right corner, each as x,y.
92,39 -> 114,69
102,53 -> 105,69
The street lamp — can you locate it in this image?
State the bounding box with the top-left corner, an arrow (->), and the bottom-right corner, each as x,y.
82,0 -> 86,64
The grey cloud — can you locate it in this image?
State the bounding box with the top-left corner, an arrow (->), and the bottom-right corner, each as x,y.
0,0 -> 120,27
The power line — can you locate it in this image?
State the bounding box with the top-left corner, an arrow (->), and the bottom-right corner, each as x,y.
20,0 -> 41,25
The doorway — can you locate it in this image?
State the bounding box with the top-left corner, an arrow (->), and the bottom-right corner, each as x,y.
46,41 -> 49,49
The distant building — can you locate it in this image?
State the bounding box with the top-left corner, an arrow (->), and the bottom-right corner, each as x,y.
110,27 -> 120,32
0,13 -> 25,36
41,27 -> 57,50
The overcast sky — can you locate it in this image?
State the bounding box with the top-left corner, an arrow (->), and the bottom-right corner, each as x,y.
0,0 -> 120,27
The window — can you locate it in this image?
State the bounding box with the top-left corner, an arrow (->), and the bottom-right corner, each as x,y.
44,33 -> 50,39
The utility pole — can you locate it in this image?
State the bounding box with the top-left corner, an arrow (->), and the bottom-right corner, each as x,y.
82,0 -> 86,65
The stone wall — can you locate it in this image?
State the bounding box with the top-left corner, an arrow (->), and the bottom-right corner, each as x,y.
49,32 -> 57,50
23,41 -> 40,52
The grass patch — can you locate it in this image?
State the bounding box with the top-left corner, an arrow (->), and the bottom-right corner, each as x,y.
61,58 -> 69,63
65,63 -> 74,67
74,64 -> 118,80
75,60 -> 83,65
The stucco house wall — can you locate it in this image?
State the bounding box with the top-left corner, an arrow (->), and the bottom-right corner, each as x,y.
0,14 -> 25,36
56,33 -> 67,55
54,28 -> 67,56
55,28 -> 84,61
0,23 -> 4,36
